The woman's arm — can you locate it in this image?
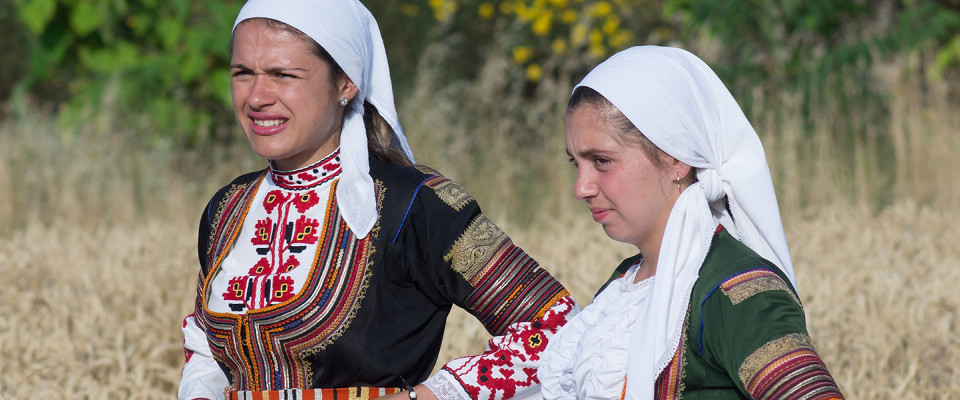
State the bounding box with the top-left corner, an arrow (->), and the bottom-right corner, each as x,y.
701,267 -> 843,400
179,313 -> 229,400
423,296 -> 577,400
398,175 -> 578,400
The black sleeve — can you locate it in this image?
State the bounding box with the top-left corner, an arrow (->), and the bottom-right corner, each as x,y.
393,175 -> 569,335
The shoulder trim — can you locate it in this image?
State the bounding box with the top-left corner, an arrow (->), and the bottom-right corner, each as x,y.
698,267 -> 801,354
423,176 -> 475,211
719,267 -> 800,306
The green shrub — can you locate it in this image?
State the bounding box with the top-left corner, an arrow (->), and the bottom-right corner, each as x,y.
14,0 -> 243,144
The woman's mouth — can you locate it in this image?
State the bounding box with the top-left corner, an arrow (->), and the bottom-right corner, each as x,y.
250,117 -> 288,135
589,207 -> 611,222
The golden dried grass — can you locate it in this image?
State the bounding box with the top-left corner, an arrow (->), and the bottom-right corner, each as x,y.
1,56 -> 958,399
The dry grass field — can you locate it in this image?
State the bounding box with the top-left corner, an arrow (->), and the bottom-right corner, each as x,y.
1,57 -> 959,399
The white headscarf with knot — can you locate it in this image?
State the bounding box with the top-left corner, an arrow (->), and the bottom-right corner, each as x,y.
574,45 -> 796,399
233,0 -> 415,238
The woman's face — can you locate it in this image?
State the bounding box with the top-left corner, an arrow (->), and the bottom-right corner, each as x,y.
231,19 -> 357,171
565,104 -> 679,253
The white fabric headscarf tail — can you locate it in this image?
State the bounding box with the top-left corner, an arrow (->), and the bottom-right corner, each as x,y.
575,46 -> 797,399
233,0 -> 415,238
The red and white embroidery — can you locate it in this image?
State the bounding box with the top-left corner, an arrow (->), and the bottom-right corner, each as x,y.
271,151 -> 341,190
219,151 -> 341,312
440,296 -> 577,400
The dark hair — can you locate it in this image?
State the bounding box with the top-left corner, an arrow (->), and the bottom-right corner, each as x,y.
231,18 -> 412,166
361,101 -> 413,165
567,86 -> 666,169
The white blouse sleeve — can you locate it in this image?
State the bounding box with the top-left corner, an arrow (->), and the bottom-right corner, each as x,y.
178,314 -> 229,400
424,296 -> 579,400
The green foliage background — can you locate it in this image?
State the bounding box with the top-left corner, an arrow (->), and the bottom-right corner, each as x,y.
4,0 -> 960,149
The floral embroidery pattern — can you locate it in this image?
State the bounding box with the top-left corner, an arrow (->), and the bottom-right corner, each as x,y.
200,178 -> 378,390
220,187 -> 323,311
442,296 -> 576,400
218,152 -> 341,313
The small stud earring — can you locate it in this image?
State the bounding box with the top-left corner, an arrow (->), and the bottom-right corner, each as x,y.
338,97 -> 349,107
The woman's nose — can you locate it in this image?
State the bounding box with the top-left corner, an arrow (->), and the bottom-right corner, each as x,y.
246,76 -> 275,109
573,169 -> 597,201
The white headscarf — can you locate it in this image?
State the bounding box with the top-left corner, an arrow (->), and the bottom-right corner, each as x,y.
233,0 -> 415,238
574,46 -> 797,398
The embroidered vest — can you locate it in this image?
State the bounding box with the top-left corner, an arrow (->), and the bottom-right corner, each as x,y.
194,158 -> 428,390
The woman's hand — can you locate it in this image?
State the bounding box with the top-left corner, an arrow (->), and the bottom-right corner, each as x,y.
380,385 -> 438,400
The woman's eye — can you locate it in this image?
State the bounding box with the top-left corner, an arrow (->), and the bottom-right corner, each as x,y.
594,157 -> 611,166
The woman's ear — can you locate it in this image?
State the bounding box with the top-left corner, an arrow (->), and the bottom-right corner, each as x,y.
672,158 -> 694,181
338,77 -> 360,102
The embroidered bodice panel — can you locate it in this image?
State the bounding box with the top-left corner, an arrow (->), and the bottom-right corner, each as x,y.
208,151 -> 342,314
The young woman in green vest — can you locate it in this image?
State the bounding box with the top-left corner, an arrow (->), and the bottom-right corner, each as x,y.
539,46 -> 844,400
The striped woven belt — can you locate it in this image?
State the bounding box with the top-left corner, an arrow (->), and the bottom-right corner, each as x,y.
226,387 -> 403,400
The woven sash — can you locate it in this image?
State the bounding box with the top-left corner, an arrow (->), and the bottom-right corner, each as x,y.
227,386 -> 402,400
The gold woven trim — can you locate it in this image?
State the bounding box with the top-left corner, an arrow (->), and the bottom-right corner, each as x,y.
738,333 -> 816,389
427,178 -> 474,211
721,273 -> 800,306
677,309 -> 688,400
444,214 -> 507,281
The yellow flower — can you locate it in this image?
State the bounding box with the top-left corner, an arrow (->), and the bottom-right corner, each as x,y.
526,63 -> 543,82
548,0 -> 569,7
532,12 -> 553,36
593,1 -> 612,17
551,38 -> 568,54
435,0 -> 457,22
561,9 -> 578,23
609,30 -> 632,48
602,16 -> 620,34
515,3 -> 531,21
571,23 -> 588,46
589,43 -> 606,58
499,2 -> 513,14
589,28 -> 604,45
478,2 -> 495,19
512,45 -> 535,64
